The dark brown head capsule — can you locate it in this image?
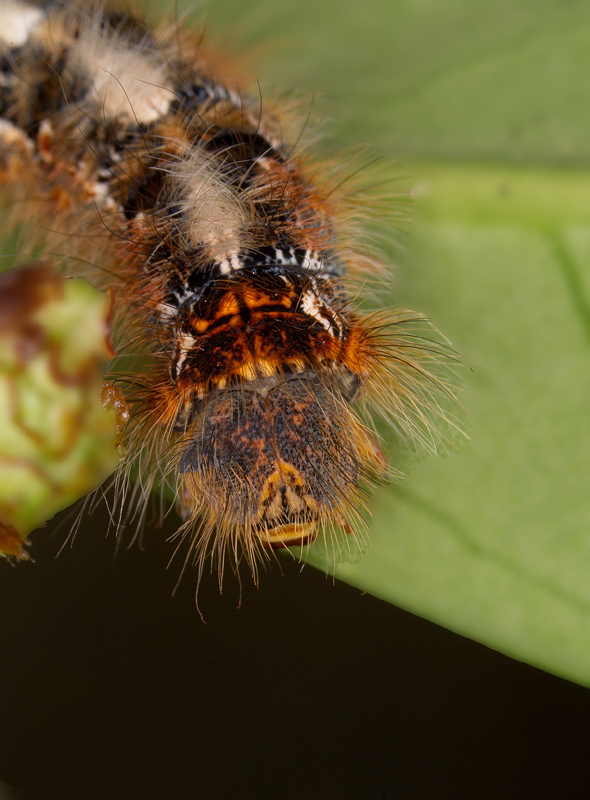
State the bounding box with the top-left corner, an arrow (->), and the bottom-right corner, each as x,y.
178,371 -> 379,549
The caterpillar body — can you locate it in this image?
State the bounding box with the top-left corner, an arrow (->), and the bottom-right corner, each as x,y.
0,0 -> 460,583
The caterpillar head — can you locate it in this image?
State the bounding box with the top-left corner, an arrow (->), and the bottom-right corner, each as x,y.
178,372 -> 382,566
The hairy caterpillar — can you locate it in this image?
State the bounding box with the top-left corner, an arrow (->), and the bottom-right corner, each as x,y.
0,0 -> 461,585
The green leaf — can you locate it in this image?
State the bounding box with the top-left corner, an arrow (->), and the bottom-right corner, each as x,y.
285,0 -> 590,686
333,163 -> 590,687
0,268 -> 120,544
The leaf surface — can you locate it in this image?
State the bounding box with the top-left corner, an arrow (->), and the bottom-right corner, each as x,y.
292,0 -> 590,685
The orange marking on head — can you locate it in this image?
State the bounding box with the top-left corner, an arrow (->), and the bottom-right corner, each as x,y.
216,292 -> 241,317
255,459 -> 319,524
192,319 -> 209,333
242,286 -> 296,310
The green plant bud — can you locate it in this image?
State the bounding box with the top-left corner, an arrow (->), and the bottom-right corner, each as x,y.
0,264 -> 120,559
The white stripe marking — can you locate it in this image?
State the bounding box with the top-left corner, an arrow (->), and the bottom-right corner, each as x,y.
300,291 -> 333,333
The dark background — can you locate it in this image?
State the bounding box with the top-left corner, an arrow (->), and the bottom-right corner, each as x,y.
1,506 -> 590,800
